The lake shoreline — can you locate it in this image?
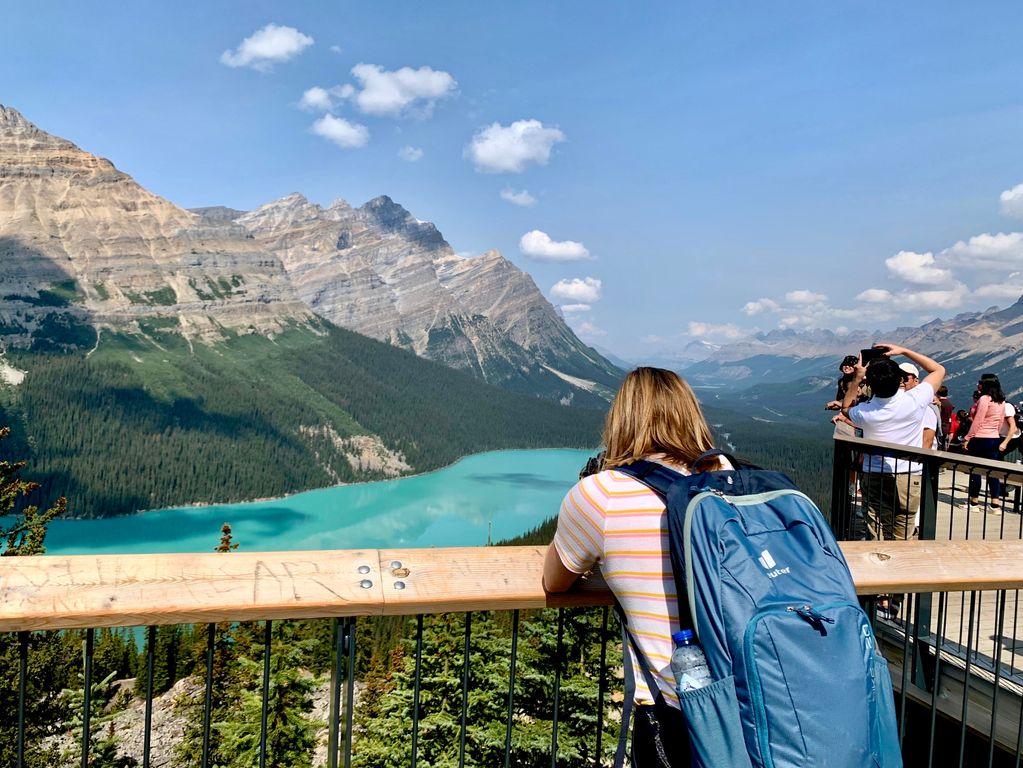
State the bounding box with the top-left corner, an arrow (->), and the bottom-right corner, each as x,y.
128,445 -> 599,517
26,448 -> 596,556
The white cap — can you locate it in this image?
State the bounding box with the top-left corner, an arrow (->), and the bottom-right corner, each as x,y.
899,362 -> 919,378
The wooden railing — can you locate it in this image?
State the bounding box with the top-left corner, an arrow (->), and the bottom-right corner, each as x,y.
4,540 -> 1023,631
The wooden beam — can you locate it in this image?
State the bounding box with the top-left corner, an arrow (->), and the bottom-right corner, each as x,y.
2,540 -> 1023,632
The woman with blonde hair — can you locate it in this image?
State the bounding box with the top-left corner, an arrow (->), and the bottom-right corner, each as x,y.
544,367 -> 723,767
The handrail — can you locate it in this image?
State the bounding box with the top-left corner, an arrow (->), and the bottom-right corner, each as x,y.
3,541 -> 1023,632
834,433 -> 1023,481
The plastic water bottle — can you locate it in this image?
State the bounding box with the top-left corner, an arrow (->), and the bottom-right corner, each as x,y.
671,629 -> 713,693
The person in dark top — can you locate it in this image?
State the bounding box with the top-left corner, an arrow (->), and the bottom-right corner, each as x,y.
937,386 -> 954,449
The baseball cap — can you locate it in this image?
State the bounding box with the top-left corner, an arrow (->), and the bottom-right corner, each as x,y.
898,362 -> 919,379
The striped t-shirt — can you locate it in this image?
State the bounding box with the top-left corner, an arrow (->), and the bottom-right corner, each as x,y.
552,464 -> 689,708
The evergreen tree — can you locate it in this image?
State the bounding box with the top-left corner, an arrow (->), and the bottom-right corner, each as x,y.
0,425 -> 66,555
60,668 -> 138,767
217,622 -> 321,768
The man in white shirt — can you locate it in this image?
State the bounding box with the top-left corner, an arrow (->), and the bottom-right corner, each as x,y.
842,344 -> 946,540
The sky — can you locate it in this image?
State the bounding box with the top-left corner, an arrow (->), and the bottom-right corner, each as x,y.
3,2 -> 1023,359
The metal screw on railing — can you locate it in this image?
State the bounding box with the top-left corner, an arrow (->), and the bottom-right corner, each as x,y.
359,579 -> 373,589
357,565 -> 371,574
394,581 -> 406,590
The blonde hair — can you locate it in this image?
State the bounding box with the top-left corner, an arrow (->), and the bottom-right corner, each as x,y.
602,367 -> 715,469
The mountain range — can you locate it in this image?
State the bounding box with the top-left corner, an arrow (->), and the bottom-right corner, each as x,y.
673,298 -> 1023,423
0,105 -> 612,517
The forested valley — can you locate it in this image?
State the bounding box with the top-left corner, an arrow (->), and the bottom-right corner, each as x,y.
0,323 -> 605,518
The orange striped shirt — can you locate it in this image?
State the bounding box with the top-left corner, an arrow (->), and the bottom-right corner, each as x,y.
552,465 -> 690,707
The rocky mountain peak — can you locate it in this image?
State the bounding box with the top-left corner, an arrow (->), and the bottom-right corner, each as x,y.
0,105 -> 50,137
358,195 -> 448,250
0,107 -> 313,346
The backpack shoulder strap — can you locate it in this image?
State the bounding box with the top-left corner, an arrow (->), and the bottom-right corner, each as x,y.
615,459 -> 684,497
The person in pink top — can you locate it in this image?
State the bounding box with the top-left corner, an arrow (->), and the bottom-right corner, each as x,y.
964,375 -> 1007,510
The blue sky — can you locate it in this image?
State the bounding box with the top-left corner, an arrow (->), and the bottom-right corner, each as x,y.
3,2 -> 1022,357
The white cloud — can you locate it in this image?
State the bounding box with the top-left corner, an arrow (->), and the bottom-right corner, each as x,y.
299,86 -> 333,112
560,303 -> 591,313
466,119 -> 565,173
687,321 -> 746,340
856,288 -> 894,304
894,283 -> 969,311
1000,183 -> 1023,220
941,232 -> 1023,270
572,321 -> 606,338
221,24 -> 313,71
311,114 -> 369,149
330,45 -> 343,54
398,146 -> 424,162
885,250 -> 953,285
347,64 -> 457,117
500,188 -> 537,207
519,230 -> 590,261
551,277 -> 602,304
742,298 -> 780,316
784,289 -> 827,305
973,274 -> 1023,300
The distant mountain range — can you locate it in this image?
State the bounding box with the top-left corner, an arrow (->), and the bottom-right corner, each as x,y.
672,298 -> 1023,423
194,192 -> 620,404
0,105 -> 611,516
0,104 -> 619,404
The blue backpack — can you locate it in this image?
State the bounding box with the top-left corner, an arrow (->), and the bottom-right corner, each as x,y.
616,452 -> 902,768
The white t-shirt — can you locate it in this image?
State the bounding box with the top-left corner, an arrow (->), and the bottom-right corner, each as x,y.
922,405 -> 938,449
1001,402 -> 1018,438
849,382 -> 935,473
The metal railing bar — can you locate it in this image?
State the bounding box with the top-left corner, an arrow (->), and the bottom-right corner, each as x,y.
259,620 -> 272,768
327,618 -> 344,768
504,609 -> 520,768
458,612 -> 472,768
927,591 -> 948,768
82,627 -> 94,768
17,630 -> 28,768
201,623 -> 215,768
143,625 -> 155,768
412,613 -> 424,768
959,591 -> 978,767
596,606 -> 609,766
987,591 -> 1007,768
343,618 -> 356,768
551,607 -> 565,768
898,593 -> 913,745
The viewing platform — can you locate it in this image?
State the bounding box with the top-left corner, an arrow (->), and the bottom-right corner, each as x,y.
1,437 -> 1022,767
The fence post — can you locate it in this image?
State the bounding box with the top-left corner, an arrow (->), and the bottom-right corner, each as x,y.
911,454 -> 939,690
830,436 -> 854,539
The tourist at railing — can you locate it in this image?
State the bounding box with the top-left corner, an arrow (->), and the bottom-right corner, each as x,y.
840,343 -> 945,542
544,366 -> 728,768
937,386 -> 955,450
964,375 -> 1008,511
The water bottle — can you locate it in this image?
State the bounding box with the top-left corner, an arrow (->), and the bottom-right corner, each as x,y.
671,629 -> 713,693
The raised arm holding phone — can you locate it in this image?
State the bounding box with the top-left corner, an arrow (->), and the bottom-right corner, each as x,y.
841,343 -> 945,543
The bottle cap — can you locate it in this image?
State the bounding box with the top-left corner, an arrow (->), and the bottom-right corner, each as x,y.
672,629 -> 694,643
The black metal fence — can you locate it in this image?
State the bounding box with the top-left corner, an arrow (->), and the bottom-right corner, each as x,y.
6,608 -> 619,768
833,434 -> 1023,767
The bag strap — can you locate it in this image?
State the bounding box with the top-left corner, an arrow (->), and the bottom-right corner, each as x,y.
616,459 -> 685,495
613,604 -> 671,768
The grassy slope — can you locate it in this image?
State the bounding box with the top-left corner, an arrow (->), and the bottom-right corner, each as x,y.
0,322 -> 605,518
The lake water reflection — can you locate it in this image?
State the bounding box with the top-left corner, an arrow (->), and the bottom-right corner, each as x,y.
37,449 -> 594,555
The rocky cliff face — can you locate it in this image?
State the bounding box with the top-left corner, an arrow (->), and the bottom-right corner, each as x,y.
227,194 -> 621,399
0,105 -> 313,348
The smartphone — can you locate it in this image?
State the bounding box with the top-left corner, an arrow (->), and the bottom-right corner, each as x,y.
860,347 -> 886,365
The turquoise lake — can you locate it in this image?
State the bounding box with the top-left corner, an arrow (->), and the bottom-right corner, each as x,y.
37,449 -> 594,555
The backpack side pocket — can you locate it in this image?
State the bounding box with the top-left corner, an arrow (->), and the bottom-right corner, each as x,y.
678,675 -> 754,768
